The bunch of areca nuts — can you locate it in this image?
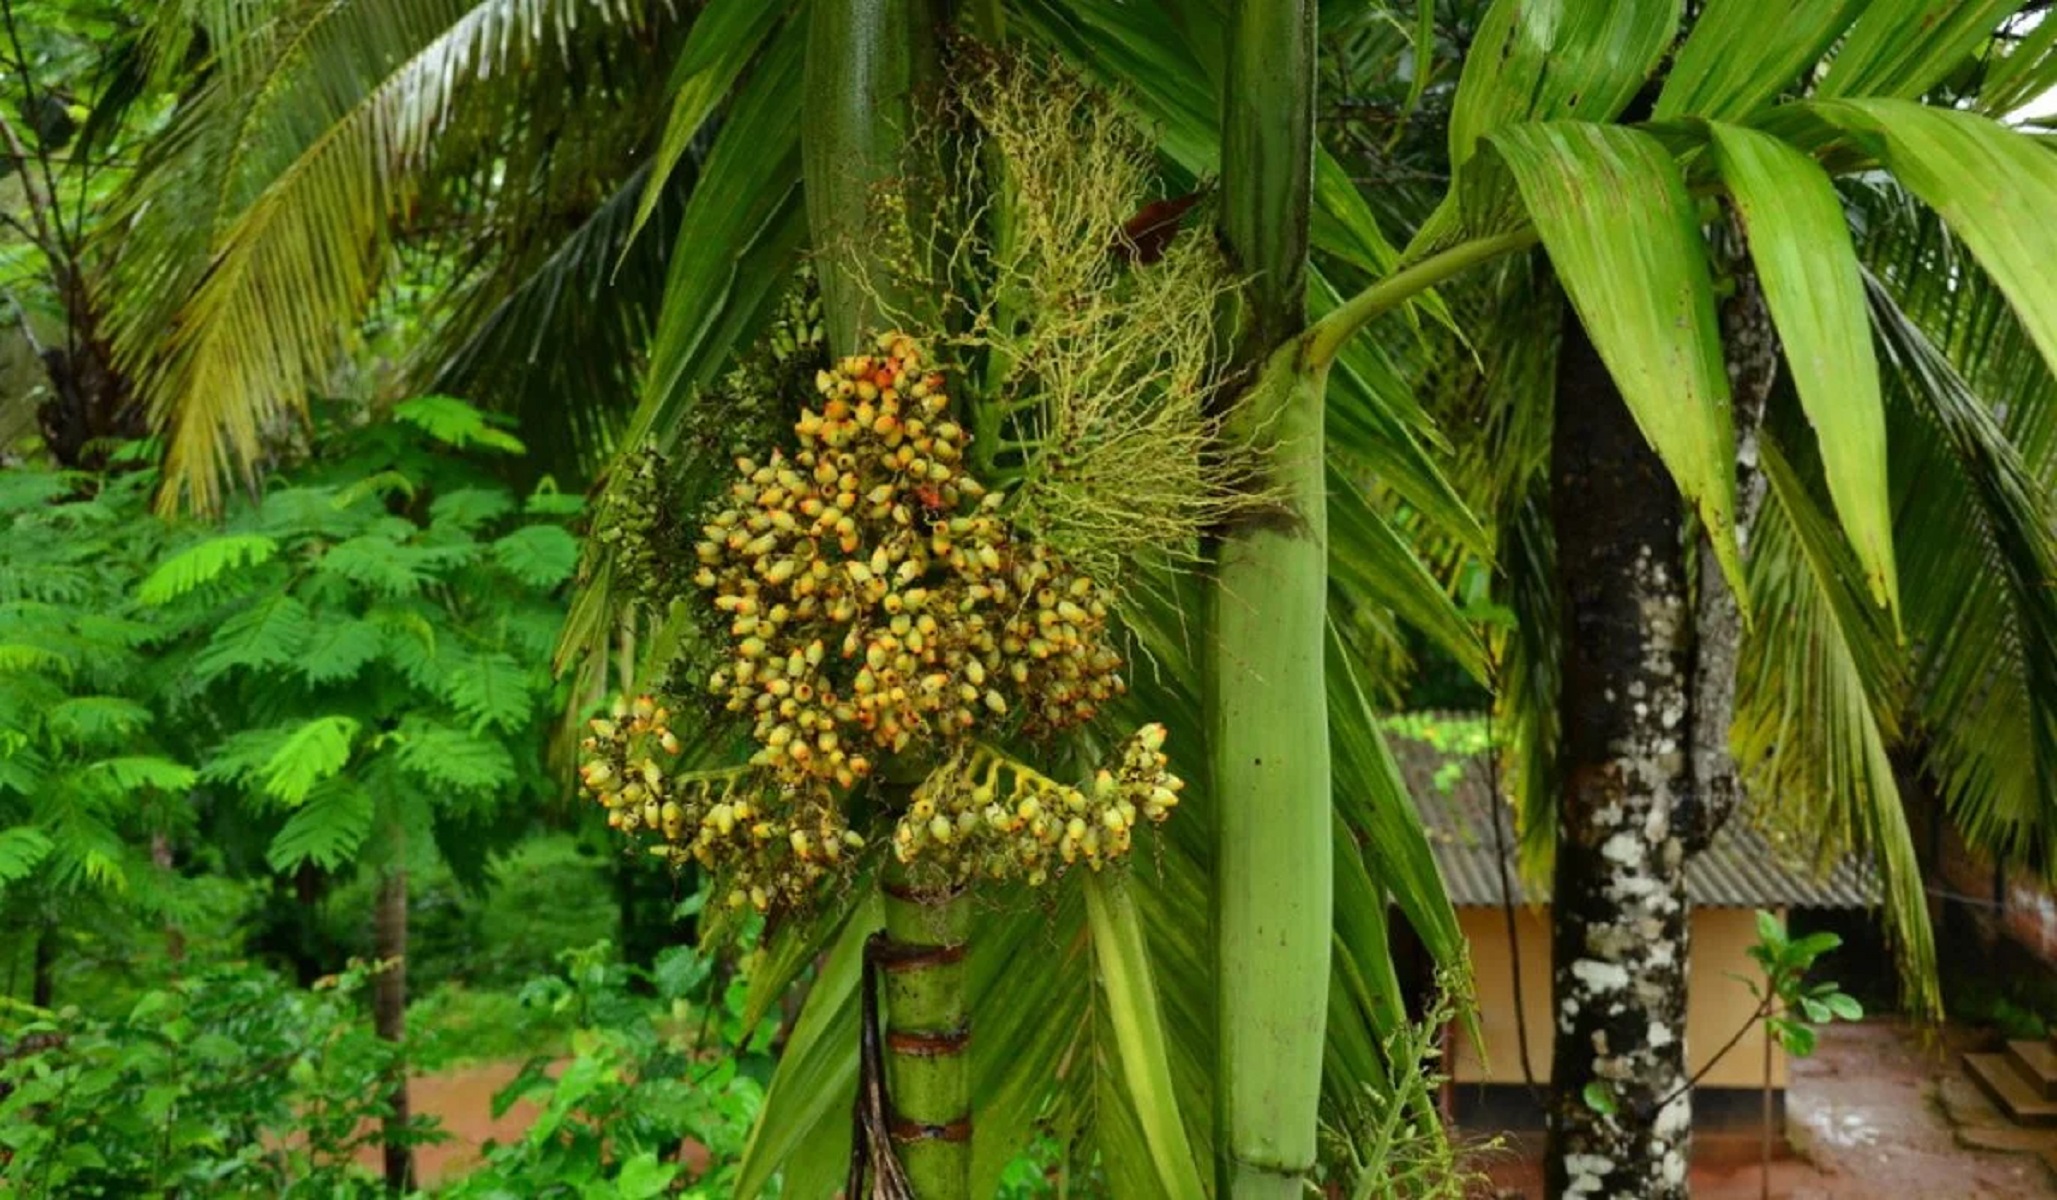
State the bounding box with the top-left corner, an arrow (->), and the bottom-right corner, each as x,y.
577,333 -> 1182,910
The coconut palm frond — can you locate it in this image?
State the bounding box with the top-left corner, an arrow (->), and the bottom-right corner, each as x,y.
1735,433 -> 1936,1014
104,0 -> 653,512
1866,272 -> 2057,877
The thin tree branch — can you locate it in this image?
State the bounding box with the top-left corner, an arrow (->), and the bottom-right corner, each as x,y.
0,0 -> 77,268
0,109 -> 57,259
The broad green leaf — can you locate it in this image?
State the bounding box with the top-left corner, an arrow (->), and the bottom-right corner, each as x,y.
1082,873 -> 1208,1200
1486,121 -> 1746,602
138,534 -> 278,604
1654,0 -> 1860,121
1327,628 -> 1470,1002
1708,122 -> 1897,617
1817,101 -> 2057,393
631,0 -> 788,241
262,716 -> 359,806
1978,8 -> 2057,116
1448,0 -> 1682,170
633,14 -> 805,446
1815,0 -> 2016,101
733,888 -> 880,1200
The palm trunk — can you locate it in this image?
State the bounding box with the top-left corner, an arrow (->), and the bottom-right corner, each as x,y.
1543,315 -> 1694,1200
878,861 -> 971,1198
1683,223 -> 1779,855
373,851 -> 413,1193
1213,3 -> 1325,1196
803,5 -> 951,1193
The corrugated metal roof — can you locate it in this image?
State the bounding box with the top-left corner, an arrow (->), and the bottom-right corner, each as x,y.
1393,731 -> 1880,910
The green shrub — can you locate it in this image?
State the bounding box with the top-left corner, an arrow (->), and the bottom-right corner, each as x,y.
0,962 -> 424,1197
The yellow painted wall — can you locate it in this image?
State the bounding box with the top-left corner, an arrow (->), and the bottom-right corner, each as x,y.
1450,905 -> 1785,1090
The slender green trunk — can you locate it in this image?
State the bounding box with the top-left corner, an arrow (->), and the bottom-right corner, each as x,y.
1213,3 -> 1325,1194
878,860 -> 972,1199
803,6 -> 955,1194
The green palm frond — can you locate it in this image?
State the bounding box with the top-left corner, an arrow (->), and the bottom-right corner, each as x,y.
1734,435 -> 1935,1014
1867,272 -> 2057,877
105,0 -> 653,512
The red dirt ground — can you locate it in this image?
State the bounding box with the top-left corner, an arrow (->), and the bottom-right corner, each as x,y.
1470,1020 -> 2056,1199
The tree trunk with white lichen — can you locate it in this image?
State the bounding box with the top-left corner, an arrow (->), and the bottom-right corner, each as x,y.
1544,315 -> 1694,1200
1682,221 -> 1779,856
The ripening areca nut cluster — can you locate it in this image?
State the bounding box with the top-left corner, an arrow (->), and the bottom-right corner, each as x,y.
578,696 -> 861,912
693,333 -> 1126,788
893,723 -> 1183,886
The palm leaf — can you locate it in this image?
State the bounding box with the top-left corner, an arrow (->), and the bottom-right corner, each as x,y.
1867,273 -> 2057,876
1484,120 -> 1746,600
111,0 -> 649,512
1654,0 -> 1861,121
1813,0 -> 2016,101
1708,121 -> 1897,617
1736,437 -> 1936,1014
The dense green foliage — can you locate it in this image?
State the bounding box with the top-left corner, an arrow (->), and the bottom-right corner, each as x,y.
9,1 -> 2057,1197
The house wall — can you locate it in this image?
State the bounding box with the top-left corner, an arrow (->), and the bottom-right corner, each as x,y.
1915,783 -> 2057,965
1451,905 -> 1785,1090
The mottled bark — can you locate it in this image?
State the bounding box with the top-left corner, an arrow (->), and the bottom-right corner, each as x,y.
1681,218 -> 1779,855
1544,316 -> 1694,1200
372,857 -> 413,1193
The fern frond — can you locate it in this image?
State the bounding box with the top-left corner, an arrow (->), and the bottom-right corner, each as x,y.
193,594 -> 315,680
299,617 -> 386,684
265,778 -> 375,872
137,534 -> 280,605
392,717 -> 517,794
262,716 -> 361,806
491,524 -> 580,588
0,826 -> 54,888
443,651 -> 532,733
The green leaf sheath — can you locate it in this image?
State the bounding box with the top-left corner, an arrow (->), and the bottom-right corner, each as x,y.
802,0 -> 941,356
880,864 -> 972,1200
1211,357 -> 1333,1200
1215,2 -> 1326,1195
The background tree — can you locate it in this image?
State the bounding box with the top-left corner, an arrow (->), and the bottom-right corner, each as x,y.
135,397 -> 580,1189
87,1 -> 2057,1197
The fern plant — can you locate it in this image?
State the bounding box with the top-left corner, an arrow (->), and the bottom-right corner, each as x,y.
130,394 -> 581,1188
0,456 -> 194,1004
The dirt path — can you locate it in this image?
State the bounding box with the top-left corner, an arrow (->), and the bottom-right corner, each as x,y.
1471,1020 -> 2056,1199
347,1059 -> 553,1185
